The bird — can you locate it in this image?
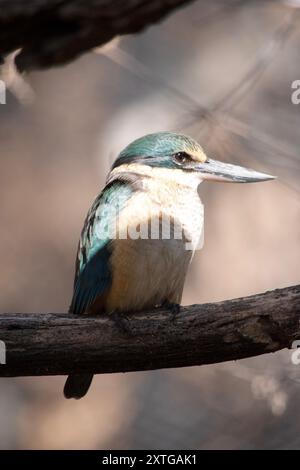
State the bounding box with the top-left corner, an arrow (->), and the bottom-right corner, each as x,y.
64,131 -> 275,399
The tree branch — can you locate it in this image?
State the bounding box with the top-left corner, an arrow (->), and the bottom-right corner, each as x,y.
0,285 -> 299,377
0,0 -> 197,70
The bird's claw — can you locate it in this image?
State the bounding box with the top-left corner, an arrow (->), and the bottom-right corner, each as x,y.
162,301 -> 181,322
110,311 -> 132,336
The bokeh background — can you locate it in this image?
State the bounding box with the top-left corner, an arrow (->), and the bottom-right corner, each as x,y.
0,0 -> 300,450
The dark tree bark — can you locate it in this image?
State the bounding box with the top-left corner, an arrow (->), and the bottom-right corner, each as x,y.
0,0 -> 197,70
0,285 -> 299,377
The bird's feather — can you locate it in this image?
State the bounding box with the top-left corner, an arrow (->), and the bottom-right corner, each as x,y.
65,174 -> 142,399
69,178 -> 136,315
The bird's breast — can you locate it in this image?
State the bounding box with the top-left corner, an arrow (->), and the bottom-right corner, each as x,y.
105,182 -> 204,313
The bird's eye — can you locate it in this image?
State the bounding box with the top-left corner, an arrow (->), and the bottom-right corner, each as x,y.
173,152 -> 191,164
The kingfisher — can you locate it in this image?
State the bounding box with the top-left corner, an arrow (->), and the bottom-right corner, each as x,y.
64,131 -> 274,399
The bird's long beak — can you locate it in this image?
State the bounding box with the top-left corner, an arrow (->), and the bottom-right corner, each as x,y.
193,158 -> 275,183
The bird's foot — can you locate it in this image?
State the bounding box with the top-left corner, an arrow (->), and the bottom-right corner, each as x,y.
110,310 -> 132,336
162,301 -> 181,322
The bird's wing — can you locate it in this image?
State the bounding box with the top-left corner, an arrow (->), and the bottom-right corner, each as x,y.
69,176 -> 137,315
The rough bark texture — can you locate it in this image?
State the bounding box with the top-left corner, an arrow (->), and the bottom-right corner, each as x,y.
0,285 -> 299,377
0,0 -> 196,70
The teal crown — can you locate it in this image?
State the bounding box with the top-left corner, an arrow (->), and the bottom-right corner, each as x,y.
112,132 -> 203,169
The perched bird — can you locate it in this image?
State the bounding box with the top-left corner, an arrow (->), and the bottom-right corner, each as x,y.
64,131 -> 274,399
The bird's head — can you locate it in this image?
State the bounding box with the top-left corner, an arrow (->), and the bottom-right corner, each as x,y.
111,132 -> 275,187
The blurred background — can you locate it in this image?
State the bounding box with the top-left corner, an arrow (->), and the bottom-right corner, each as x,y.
0,0 -> 300,450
